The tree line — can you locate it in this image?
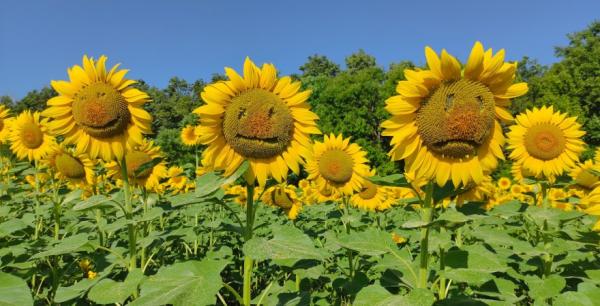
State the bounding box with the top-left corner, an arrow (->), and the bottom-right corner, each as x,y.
2,21 -> 599,175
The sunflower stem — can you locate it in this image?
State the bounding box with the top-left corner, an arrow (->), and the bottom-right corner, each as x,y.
418,182 -> 434,290
120,156 -> 137,271
243,183 -> 255,306
342,197 -> 355,278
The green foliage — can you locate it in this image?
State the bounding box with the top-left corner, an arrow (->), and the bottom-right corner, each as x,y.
512,21 -> 600,144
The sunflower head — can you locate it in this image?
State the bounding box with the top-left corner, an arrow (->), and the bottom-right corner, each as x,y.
181,125 -> 199,146
194,57 -> 320,186
508,106 -> 585,180
44,145 -> 96,186
9,111 -> 56,161
223,89 -> 294,159
382,42 -> 528,187
106,139 -> 167,189
43,55 -> 152,161
306,133 -> 370,195
417,79 -> 496,158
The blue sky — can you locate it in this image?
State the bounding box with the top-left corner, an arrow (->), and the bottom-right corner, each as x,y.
1,0 -> 598,99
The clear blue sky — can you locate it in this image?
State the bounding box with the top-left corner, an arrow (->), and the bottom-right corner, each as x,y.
1,0 -> 599,99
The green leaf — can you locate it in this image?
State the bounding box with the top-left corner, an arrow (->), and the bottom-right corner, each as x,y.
131,259 -> 227,306
0,219 -> 29,237
525,274 -> 565,301
243,226 -> 326,261
354,285 -> 434,306
337,228 -> 395,256
168,192 -> 213,207
54,279 -> 100,303
195,160 -> 249,198
0,272 -> 33,306
31,233 -> 94,259
88,269 -> 144,305
442,269 -> 495,286
134,157 -> 163,178
369,174 -> 410,187
437,209 -> 469,224
72,194 -> 117,211
553,291 -> 594,306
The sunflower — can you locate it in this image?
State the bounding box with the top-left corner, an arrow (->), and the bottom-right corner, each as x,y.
106,139 -> 167,190
42,55 -> 152,161
262,185 -> 303,220
305,133 -> 370,196
44,145 -> 96,186
0,105 -> 13,144
382,42 -> 527,187
507,106 -> 585,180
181,125 -> 199,146
497,177 -> 512,190
581,186 -> 600,231
193,57 -> 320,186
569,160 -> 600,190
350,170 -> 388,211
166,166 -> 188,192
9,111 -> 57,161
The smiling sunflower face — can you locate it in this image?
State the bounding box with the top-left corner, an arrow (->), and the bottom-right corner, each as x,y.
382,42 -> 528,187
194,57 -> 321,186
222,89 -> 294,159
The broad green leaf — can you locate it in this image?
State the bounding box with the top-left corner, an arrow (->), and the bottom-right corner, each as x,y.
131,259 -> 227,306
88,269 -> 144,304
337,228 -> 395,256
525,274 -> 565,301
195,160 -> 249,198
0,272 -> 33,306
243,226 -> 326,261
72,194 -> 117,211
442,269 -> 494,286
134,157 -> 163,178
54,279 -> 99,303
369,174 -> 411,187
31,233 -> 94,259
354,285 -> 434,306
553,291 -> 594,306
0,219 -> 29,237
437,209 -> 469,224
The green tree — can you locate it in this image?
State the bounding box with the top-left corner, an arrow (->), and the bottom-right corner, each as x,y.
11,87 -> 57,113
299,54 -> 340,77
345,49 -> 377,72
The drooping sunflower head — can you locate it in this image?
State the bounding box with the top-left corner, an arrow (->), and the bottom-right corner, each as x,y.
382,42 -> 528,187
262,185 -> 302,220
305,133 -> 370,195
9,111 -> 57,161
106,139 -> 167,190
350,171 -> 388,211
0,105 -> 12,144
507,106 -> 585,180
194,57 -> 321,186
569,160 -> 600,190
44,145 -> 96,186
43,55 -> 152,161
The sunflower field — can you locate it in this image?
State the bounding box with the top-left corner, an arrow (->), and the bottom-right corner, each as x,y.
1,22 -> 600,306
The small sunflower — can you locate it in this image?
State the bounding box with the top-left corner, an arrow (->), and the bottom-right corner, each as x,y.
381,42 -> 527,187
305,133 -> 370,196
0,105 -> 13,143
350,171 -> 387,211
262,185 -> 303,220
44,145 -> 96,186
507,106 -> 585,180
9,111 -> 57,161
181,125 -> 200,146
106,139 -> 167,190
193,57 -> 321,186
166,166 -> 188,192
497,177 -> 512,190
42,55 -> 152,161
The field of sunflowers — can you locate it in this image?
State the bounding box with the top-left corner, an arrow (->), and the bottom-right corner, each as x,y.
0,42 -> 599,306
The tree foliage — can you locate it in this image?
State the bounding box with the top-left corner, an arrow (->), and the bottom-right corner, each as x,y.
3,21 -> 599,169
